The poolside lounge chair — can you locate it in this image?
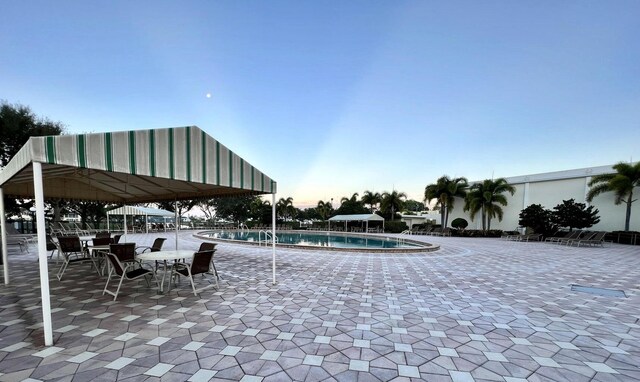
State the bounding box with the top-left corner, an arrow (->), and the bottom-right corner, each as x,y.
516,233 -> 542,242
545,230 -> 580,243
568,231 -> 606,247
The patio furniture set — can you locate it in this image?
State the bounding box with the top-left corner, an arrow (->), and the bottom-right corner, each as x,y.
51,233 -> 219,301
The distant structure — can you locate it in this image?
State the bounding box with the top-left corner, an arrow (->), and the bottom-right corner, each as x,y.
445,163 -> 639,232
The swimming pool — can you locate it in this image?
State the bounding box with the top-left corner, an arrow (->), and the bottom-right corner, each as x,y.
195,230 -> 438,252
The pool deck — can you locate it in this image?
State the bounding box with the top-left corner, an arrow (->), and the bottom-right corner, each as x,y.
0,232 -> 639,381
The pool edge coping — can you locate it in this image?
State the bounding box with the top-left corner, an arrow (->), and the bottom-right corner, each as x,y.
193,230 -> 440,253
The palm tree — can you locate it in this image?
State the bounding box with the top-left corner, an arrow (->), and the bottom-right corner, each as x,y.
587,162 -> 640,231
340,192 -> 359,206
276,197 -> 294,221
380,190 -> 407,220
316,200 -> 333,229
464,178 -> 515,231
361,191 -> 381,213
424,176 -> 468,228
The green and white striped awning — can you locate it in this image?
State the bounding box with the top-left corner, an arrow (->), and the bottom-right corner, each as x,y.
0,126 -> 277,202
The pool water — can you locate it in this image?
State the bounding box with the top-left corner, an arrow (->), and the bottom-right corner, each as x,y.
202,231 -> 425,250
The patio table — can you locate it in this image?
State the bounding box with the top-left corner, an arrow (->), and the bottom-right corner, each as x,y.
136,250 -> 194,293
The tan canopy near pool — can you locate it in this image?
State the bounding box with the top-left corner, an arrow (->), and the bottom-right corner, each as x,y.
0,125 -> 277,345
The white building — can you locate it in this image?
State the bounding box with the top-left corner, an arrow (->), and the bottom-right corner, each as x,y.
446,164 -> 639,232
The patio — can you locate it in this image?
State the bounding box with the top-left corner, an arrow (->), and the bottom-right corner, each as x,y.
0,232 -> 639,381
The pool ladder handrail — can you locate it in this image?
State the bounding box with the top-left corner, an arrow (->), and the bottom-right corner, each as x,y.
258,230 -> 279,246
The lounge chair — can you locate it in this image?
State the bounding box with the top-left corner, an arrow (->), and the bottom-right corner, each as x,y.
545,230 -> 580,243
570,231 -> 607,247
516,233 -> 542,242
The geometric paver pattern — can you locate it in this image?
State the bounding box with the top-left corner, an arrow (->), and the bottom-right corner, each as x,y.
1,232 -> 639,381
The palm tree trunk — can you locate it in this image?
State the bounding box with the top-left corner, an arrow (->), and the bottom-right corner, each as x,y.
481,206 -> 486,231
625,192 -> 633,231
487,216 -> 491,231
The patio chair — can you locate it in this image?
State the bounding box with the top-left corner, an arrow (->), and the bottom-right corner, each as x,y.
89,237 -> 112,273
136,237 -> 167,270
110,243 -> 139,264
56,235 -> 97,281
46,235 -> 59,261
111,234 -> 122,244
136,237 -> 167,254
103,249 -> 156,301
95,231 -> 111,239
168,250 -> 217,296
198,242 -> 219,279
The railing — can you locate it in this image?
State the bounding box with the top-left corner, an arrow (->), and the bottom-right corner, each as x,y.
606,232 -> 640,245
258,230 -> 278,246
400,230 -> 411,235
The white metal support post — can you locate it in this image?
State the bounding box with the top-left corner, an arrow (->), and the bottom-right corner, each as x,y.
175,199 -> 179,250
0,187 -> 9,284
272,193 -> 276,284
33,162 -> 53,346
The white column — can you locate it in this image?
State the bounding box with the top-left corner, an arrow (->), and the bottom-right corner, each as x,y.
0,188 -> 8,284
175,200 -> 179,250
107,214 -> 110,231
123,207 -> 127,242
33,162 -> 53,346
272,193 -> 276,284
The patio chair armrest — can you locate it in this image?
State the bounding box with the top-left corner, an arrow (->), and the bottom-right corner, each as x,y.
135,246 -> 151,254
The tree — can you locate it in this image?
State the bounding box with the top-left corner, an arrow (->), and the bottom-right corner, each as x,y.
316,200 -> 334,228
451,218 -> 468,230
518,204 -> 556,237
1,102 -> 65,217
67,201 -> 114,229
335,193 -> 368,215
250,198 -> 272,225
276,197 -> 295,221
380,190 -> 407,220
361,191 -> 381,213
587,162 -> 640,231
209,196 -> 255,224
157,200 -> 198,223
464,178 -> 515,231
551,199 -> 600,231
424,176 -> 468,228
404,199 -> 426,213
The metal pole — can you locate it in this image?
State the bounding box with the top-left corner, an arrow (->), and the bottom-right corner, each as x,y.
33,162 -> 53,346
272,193 -> 276,284
123,206 -> 127,242
0,188 -> 9,284
175,199 -> 179,250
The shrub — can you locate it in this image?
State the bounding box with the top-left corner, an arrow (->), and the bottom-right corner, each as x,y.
451,218 -> 468,230
384,221 -> 408,233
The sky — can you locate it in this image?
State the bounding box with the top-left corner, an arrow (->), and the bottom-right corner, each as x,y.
1,1 -> 639,208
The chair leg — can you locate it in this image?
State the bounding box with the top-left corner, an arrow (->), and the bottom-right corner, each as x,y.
102,269 -> 114,296
112,275 -> 125,301
57,260 -> 68,281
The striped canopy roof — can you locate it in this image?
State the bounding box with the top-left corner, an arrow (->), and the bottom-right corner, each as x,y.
0,126 -> 276,202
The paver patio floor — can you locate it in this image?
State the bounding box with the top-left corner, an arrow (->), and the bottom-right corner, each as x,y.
1,232 -> 638,381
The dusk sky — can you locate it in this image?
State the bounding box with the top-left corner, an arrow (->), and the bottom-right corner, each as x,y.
2,1 -> 639,208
